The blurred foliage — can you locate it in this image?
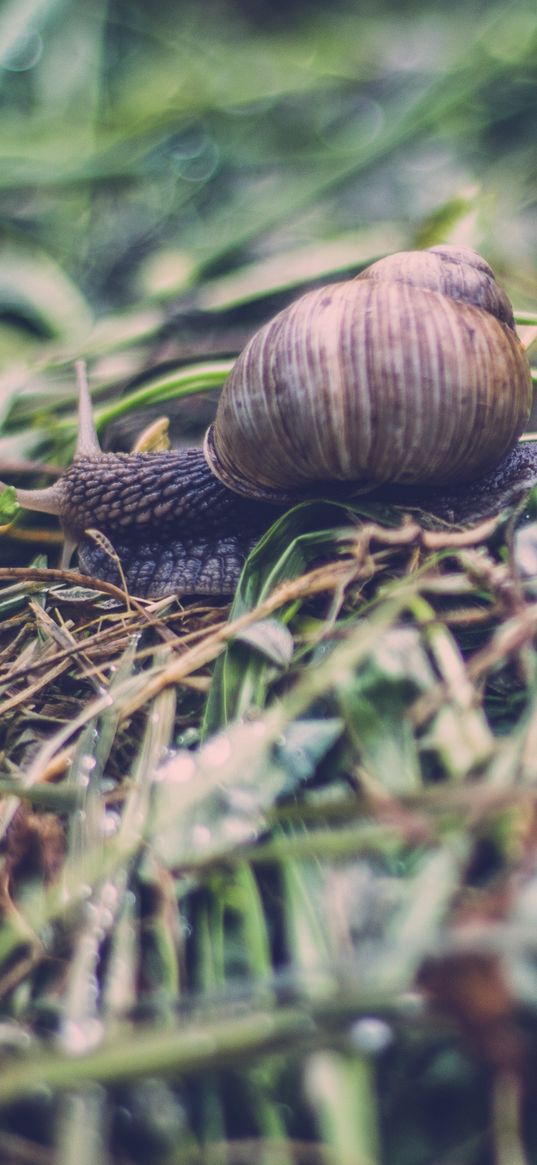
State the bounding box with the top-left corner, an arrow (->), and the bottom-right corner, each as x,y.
0,0 -> 536,328
0,2 -> 537,1164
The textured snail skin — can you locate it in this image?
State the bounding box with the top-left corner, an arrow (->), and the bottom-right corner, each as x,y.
62,450 -> 281,596
379,441 -> 537,525
69,440 -> 537,597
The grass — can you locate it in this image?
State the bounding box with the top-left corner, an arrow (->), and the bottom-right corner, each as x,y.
1,1 -> 537,1162
3,499 -> 537,1163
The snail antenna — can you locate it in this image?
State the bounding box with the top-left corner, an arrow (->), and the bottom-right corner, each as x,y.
0,362 -> 99,519
0,477 -> 65,517
74,359 -> 101,458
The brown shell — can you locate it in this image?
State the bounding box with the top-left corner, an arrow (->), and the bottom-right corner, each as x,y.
204,246 -> 533,501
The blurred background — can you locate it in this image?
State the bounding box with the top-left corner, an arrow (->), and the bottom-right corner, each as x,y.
0,0 -> 535,371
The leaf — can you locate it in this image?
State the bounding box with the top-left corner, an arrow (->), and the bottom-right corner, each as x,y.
150,720 -> 288,869
234,618 -> 294,667
150,716 -> 341,870
131,416 -> 171,454
0,247 -> 92,344
0,484 -> 19,523
339,626 -> 434,795
196,225 -> 404,312
93,361 -> 232,429
203,500 -> 358,735
274,718 -> 343,791
48,585 -> 115,604
233,500 -> 357,613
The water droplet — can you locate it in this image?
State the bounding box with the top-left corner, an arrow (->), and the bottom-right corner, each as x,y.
226,787 -> 257,814
80,754 -> 97,774
159,753 -> 196,784
102,812 -> 120,838
175,728 -> 199,749
170,129 -> 219,182
192,824 -> 212,849
203,737 -> 232,767
60,1017 -> 103,1055
0,31 -> 43,72
349,1017 -> 394,1055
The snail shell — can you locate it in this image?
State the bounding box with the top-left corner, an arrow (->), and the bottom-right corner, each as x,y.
1,246 -> 535,598
205,245 -> 532,502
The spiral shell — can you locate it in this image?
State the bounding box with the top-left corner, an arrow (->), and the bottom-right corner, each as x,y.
204,245 -> 532,502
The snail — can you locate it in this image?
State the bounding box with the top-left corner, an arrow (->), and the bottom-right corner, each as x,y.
1,244 -> 536,599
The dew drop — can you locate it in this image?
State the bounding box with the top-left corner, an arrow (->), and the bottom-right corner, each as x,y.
192,824 -> 212,849
349,1017 -> 394,1055
60,1017 -> 104,1055
0,31 -> 43,72
203,737 -> 232,767
160,754 -> 196,784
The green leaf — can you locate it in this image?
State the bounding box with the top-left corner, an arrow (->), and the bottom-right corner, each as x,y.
274,718 -> 343,791
203,500 -> 359,734
234,618 -> 294,667
339,626 -> 434,795
0,484 -> 19,523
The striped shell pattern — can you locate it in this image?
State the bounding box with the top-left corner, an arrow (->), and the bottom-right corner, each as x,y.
204,245 -> 532,502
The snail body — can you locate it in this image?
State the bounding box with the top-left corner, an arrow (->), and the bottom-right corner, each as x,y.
61,449 -> 281,595
2,245 -> 535,598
